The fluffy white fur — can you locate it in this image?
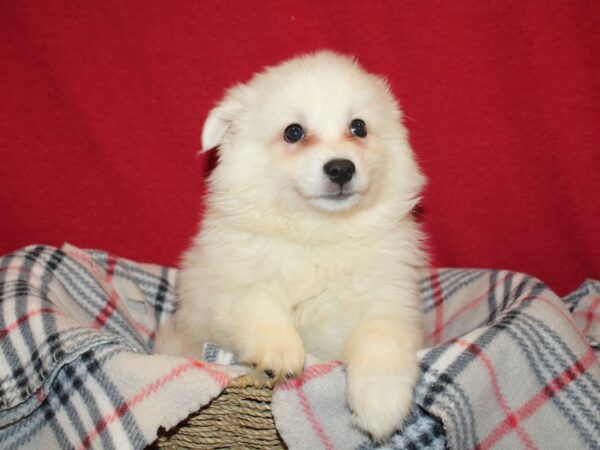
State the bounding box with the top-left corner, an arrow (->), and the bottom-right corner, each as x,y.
156,51 -> 427,442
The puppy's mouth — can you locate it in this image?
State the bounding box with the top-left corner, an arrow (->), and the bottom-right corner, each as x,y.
305,188 -> 363,212
317,191 -> 357,201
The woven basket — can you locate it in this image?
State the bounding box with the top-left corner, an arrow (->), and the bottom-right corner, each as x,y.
152,375 -> 286,449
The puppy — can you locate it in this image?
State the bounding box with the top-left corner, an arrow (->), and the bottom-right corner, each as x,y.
156,51 -> 427,441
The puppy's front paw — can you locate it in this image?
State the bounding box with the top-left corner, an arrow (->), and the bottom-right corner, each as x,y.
238,323 -> 305,383
347,365 -> 419,442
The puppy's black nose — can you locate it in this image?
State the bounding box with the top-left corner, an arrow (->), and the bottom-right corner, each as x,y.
323,159 -> 355,186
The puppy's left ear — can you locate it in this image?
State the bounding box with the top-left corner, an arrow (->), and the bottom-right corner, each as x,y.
201,105 -> 231,152
201,86 -> 245,152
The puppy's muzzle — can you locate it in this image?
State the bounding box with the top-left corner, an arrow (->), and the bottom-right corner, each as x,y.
324,159 -> 355,187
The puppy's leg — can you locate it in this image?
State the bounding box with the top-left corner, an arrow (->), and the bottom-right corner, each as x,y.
154,316 -> 206,359
343,310 -> 422,442
223,289 -> 306,383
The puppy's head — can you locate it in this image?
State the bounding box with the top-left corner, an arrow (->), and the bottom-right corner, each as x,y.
202,51 -> 424,224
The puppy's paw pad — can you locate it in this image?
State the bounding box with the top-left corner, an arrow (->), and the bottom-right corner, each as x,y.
347,371 -> 417,442
245,369 -> 275,388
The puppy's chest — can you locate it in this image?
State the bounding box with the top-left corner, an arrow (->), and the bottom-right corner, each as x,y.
275,248 -> 382,359
274,245 -> 378,309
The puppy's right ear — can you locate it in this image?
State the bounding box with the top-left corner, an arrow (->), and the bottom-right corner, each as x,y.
200,87 -> 245,152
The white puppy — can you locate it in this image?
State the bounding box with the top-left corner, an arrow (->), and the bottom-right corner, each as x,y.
157,51 -> 426,442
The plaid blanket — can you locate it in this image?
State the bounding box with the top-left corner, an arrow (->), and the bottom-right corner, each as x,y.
1,245 -> 599,449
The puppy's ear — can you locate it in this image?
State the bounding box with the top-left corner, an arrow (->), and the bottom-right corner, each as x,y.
200,104 -> 231,152
200,86 -> 246,152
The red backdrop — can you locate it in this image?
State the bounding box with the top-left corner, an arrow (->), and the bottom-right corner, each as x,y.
1,1 -> 599,295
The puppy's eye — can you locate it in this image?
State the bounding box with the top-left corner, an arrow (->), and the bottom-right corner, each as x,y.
284,124 -> 305,143
350,119 -> 367,138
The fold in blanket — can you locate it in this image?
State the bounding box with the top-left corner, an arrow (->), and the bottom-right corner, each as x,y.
0,245 -> 599,449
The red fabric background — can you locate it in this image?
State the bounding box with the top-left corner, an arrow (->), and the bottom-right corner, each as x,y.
1,1 -> 599,295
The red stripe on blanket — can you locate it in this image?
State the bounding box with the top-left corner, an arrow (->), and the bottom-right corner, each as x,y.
0,266 -> 32,276
430,268 -> 445,345
276,360 -> 342,391
92,256 -> 118,328
523,295 -> 594,348
0,307 -> 60,339
475,346 -> 597,450
427,273 -> 511,342
296,385 -> 335,450
78,359 -> 230,449
67,249 -> 158,339
456,339 -> 538,450
36,387 -> 47,404
582,297 -> 600,335
191,359 -> 231,389
132,320 -> 157,340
